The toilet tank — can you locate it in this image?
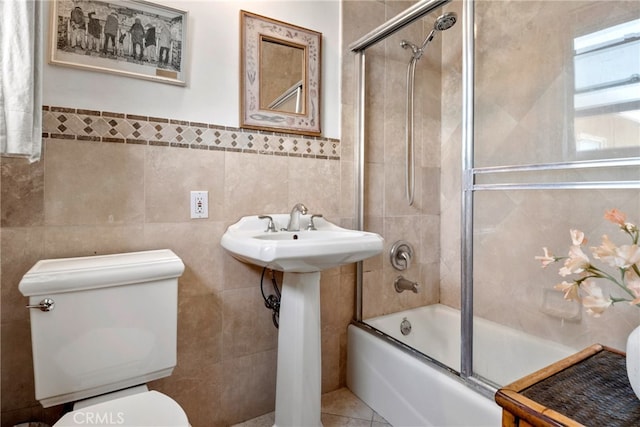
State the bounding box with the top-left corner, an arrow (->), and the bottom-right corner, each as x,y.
18,249 -> 185,408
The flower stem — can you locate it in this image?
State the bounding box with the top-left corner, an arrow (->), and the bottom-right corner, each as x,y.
585,266 -> 636,299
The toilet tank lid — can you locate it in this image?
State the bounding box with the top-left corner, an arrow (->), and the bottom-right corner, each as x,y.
19,249 -> 185,297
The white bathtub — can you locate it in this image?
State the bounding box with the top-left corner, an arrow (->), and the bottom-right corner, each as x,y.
347,304 -> 577,427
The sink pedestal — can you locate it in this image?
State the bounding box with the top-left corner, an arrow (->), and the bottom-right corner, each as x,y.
274,271 -> 322,427
220,214 -> 384,426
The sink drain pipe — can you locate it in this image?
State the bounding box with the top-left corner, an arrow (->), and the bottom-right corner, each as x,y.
261,267 -> 281,328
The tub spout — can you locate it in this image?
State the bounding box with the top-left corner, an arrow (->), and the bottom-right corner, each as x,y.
394,276 -> 419,293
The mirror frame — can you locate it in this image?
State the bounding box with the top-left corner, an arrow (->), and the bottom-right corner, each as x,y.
240,10 -> 322,136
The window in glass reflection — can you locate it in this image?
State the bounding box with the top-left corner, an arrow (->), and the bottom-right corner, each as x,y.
573,18 -> 640,158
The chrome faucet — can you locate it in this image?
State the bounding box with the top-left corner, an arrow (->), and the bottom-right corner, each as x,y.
394,276 -> 419,294
286,203 -> 308,231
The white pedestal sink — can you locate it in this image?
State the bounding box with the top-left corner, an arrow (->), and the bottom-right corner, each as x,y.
221,214 -> 383,426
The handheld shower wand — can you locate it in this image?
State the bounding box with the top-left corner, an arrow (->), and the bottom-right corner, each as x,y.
401,12 -> 457,206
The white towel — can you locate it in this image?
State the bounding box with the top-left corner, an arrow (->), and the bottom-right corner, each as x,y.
0,0 -> 43,162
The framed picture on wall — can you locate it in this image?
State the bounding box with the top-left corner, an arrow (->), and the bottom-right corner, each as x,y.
49,0 -> 187,86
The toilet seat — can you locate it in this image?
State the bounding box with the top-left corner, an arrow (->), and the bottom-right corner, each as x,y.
53,390 -> 189,427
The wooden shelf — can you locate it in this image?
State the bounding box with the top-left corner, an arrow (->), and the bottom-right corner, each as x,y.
495,344 -> 640,427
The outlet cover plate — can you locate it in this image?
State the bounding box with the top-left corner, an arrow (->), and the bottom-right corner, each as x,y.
190,191 -> 209,219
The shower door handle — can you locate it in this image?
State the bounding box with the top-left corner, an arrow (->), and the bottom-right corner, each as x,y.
26,298 -> 55,312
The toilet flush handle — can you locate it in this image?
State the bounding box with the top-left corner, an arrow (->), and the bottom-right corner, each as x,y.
26,298 -> 55,312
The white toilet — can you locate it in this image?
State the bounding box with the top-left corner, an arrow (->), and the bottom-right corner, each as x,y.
18,249 -> 190,427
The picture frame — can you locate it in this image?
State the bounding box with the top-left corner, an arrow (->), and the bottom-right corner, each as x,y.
240,10 -> 322,136
49,0 -> 187,86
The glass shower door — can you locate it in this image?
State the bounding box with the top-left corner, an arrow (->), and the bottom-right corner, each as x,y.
470,0 -> 640,387
351,0 -> 464,374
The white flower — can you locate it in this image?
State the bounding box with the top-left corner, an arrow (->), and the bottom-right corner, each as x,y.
537,209 -> 639,315
626,269 -> 640,306
554,281 -> 580,302
580,280 -> 612,317
559,245 -> 590,277
535,247 -> 556,268
592,235 -> 640,269
570,229 -> 586,246
616,244 -> 640,269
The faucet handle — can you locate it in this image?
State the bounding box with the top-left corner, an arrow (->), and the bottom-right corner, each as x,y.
258,215 -> 277,232
307,214 -> 323,230
390,240 -> 413,271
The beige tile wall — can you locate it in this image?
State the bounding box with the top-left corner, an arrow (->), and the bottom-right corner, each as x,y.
0,105 -> 351,427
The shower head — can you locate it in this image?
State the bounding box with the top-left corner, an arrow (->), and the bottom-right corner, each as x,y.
402,11 -> 458,60
416,12 -> 458,52
433,12 -> 457,31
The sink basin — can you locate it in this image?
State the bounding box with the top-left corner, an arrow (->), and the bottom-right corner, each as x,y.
221,214 -> 383,272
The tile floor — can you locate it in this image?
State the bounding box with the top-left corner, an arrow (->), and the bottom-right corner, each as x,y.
232,387 -> 391,427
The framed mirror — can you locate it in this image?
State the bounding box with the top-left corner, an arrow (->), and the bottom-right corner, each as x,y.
240,10 -> 322,136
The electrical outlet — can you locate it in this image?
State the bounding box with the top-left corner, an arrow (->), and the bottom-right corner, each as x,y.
190,191 -> 208,219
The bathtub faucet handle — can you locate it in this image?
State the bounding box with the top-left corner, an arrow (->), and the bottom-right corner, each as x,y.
390,240 -> 413,271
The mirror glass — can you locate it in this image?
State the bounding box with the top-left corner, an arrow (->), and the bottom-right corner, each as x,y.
260,38 -> 305,114
241,10 -> 321,136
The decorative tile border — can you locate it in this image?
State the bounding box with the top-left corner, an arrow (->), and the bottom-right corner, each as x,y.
42,106 -> 340,160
